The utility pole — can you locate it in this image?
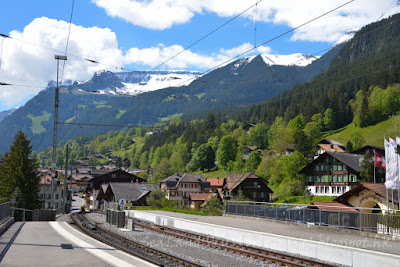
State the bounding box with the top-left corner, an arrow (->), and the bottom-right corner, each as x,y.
51,55 -> 67,209
69,154 -> 73,207
63,145 -> 69,214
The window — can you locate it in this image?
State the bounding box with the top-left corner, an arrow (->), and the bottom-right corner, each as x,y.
333,165 -> 337,171
332,175 -> 336,182
352,175 -> 357,182
338,165 -> 343,171
337,187 -> 341,194
338,175 -> 342,182
332,187 -> 336,194
261,192 -> 265,198
170,192 -> 176,197
316,187 -> 319,193
253,192 -> 257,198
111,174 -> 116,178
343,165 -> 348,170
325,187 -> 329,194
342,187 -> 347,193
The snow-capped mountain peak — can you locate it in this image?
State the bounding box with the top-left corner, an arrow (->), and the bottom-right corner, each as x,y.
260,53 -> 318,67
333,28 -> 359,47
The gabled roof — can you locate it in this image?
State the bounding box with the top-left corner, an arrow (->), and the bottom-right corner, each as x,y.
189,192 -> 215,201
206,178 -> 224,187
318,139 -> 345,148
299,152 -> 364,173
308,201 -> 358,212
351,145 -> 385,155
107,182 -> 158,202
318,144 -> 345,153
334,183 -> 399,204
160,173 -> 210,190
225,173 -> 270,192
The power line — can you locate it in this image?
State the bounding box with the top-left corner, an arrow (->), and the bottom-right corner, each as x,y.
58,122 -> 154,128
126,0 -> 263,92
174,0 -> 355,87
60,0 -> 75,84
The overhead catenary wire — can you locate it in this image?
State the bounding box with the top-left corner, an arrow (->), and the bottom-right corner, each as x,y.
173,0 -> 355,88
60,0 -> 75,84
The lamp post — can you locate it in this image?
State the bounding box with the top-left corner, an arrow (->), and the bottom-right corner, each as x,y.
51,55 -> 67,209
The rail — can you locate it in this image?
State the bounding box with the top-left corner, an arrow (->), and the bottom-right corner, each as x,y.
225,201 -> 400,235
0,200 -> 11,222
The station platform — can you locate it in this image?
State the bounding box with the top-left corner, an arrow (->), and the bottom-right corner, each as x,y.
127,210 -> 400,267
0,221 -> 156,267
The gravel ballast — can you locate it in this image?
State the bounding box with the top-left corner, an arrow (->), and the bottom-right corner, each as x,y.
86,213 -> 276,267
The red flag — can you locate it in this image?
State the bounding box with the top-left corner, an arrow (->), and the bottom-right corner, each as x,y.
375,151 -> 385,168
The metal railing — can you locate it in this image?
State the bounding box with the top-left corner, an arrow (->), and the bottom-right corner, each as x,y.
225,201 -> 400,235
0,198 -> 11,222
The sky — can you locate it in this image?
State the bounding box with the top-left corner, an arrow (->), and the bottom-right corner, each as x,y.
0,0 -> 398,112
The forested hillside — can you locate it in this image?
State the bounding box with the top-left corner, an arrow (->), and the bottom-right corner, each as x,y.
31,14 -> 400,201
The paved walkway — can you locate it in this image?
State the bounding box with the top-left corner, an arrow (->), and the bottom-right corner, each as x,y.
134,210 -> 400,256
0,221 -> 156,267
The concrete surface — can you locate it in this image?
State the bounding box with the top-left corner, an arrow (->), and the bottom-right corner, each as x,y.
0,217 -> 14,236
127,210 -> 400,267
0,221 -> 156,267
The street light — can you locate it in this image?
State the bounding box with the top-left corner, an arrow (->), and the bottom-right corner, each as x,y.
50,55 -> 67,209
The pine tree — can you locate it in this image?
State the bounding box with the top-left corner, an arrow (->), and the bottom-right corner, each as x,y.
0,131 -> 41,211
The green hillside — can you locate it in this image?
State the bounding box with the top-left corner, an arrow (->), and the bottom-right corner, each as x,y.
325,114 -> 400,147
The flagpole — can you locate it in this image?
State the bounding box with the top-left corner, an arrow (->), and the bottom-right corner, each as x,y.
374,149 -> 376,183
385,133 -> 390,234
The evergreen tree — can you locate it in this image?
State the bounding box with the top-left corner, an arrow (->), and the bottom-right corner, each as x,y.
0,131 -> 41,212
190,144 -> 215,172
360,153 -> 374,182
245,151 -> 262,172
345,140 -> 354,152
216,136 -> 237,169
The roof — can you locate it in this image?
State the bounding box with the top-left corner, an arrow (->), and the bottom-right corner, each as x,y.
351,145 -> 385,155
334,183 -> 399,204
319,139 -> 345,148
107,182 -> 158,202
308,202 -> 358,212
189,192 -> 214,201
206,178 -> 224,187
326,152 -> 364,172
160,173 -> 210,190
318,144 -> 345,153
300,152 -> 364,174
286,144 -> 295,151
225,173 -> 269,191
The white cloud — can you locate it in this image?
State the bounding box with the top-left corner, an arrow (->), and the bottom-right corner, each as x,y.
0,17 -> 270,108
0,17 -> 123,107
123,42 -> 271,69
92,0 -> 397,41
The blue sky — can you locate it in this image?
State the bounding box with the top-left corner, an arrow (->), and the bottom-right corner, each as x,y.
0,0 -> 397,112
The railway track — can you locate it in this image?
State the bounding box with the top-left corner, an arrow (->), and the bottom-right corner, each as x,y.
71,213 -> 203,267
131,217 -> 336,267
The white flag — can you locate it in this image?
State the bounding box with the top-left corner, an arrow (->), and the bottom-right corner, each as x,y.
385,139 -> 394,189
389,138 -> 398,189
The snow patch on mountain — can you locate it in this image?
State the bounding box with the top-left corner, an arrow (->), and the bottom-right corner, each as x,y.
260,53 -> 319,67
333,28 -> 359,47
115,71 -> 202,95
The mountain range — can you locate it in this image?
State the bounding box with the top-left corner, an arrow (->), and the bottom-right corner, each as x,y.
0,28 -> 363,154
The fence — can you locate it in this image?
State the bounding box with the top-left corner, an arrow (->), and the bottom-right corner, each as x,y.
225,201 -> 400,235
0,199 -> 11,222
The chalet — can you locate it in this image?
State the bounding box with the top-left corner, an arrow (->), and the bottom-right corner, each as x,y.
189,192 -> 217,211
243,146 -> 262,160
160,173 -> 211,205
242,124 -> 256,133
299,152 -> 363,196
84,169 -> 145,210
206,178 -> 224,191
286,144 -> 295,156
96,182 -> 158,210
351,145 -> 385,156
222,173 -> 273,202
38,175 -> 64,211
